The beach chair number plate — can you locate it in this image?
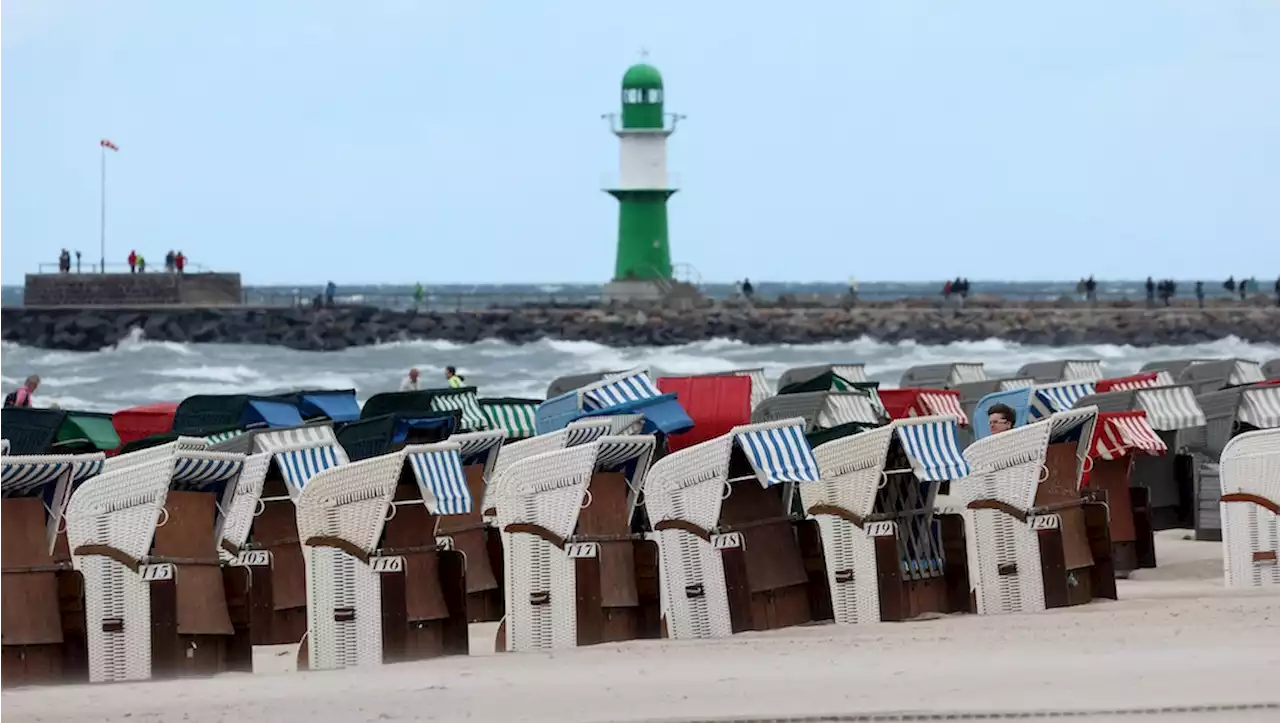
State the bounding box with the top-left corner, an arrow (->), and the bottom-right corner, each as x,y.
567,542 -> 598,559
371,556 -> 404,573
712,532 -> 744,550
866,521 -> 897,538
233,550 -> 271,567
435,536 -> 454,551
1029,514 -> 1061,531
141,563 -> 175,582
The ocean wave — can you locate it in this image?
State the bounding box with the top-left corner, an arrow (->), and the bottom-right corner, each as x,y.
2,335 -> 1276,412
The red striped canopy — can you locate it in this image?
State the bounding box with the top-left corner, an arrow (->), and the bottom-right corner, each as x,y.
878,388 -> 969,426
1095,371 -> 1169,393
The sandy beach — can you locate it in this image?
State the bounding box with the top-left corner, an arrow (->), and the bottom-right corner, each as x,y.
4,532 -> 1278,723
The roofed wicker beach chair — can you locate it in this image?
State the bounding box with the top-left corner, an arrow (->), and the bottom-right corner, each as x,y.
1073,385 -> 1206,536
804,415 -> 973,625
294,440 -> 476,669
536,368 -> 694,437
1178,358 -> 1266,394
777,363 -> 870,390
1076,411 -> 1168,574
63,438 -> 248,682
958,407 -> 1117,615
1,446 -> 105,686
1191,383 -> 1280,542
479,397 -> 542,440
672,368 -> 774,411
644,419 -> 824,639
1218,428 -> 1280,589
492,434 -> 658,652
1016,359 -> 1104,384
899,362 -> 987,388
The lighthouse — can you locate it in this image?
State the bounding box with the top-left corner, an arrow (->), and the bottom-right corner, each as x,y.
603,59 -> 684,301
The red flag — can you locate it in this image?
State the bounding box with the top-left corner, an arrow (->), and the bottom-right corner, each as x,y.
100,139 -> 119,151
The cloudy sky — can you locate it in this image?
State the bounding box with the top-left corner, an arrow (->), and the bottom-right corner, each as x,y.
3,1 -> 1277,284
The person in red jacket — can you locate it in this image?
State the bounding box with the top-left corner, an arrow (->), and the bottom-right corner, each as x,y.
175,251 -> 186,274
128,249 -> 138,273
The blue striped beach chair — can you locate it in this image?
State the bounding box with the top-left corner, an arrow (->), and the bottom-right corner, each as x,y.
803,415 -> 972,626
436,430 -> 509,622
957,406 -> 1115,616
1,447 -> 105,685
536,368 -> 693,436
293,440 -> 477,669
63,441 -> 247,682
490,434 -> 657,652
643,419 -> 824,639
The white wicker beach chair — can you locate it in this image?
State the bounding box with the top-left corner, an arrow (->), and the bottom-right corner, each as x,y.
493,435 -> 656,652
1218,428 -> 1280,589
805,427 -> 895,625
804,414 -> 972,625
957,407 -> 1100,616
295,440 -> 475,670
217,452 -> 273,561
644,418 -> 820,640
64,442 -> 246,683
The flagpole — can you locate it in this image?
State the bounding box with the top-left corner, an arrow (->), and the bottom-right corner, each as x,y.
100,144 -> 107,273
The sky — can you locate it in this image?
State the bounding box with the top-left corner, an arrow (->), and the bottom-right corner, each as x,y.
2,1 -> 1278,285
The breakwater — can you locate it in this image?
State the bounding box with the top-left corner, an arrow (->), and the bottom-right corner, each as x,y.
3,300 -> 1278,351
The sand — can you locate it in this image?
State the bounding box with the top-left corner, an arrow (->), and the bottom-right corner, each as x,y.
5,531 -> 1279,723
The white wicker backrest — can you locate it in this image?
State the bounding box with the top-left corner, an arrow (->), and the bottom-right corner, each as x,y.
806,426 -> 895,518
294,450 -> 406,554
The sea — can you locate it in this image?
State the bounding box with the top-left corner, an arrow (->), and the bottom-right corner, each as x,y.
3,279 -> 1276,412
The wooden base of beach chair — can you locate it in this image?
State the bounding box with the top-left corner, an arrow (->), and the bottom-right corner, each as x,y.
1086,457 -> 1157,576
221,552 -> 276,672
436,465 -> 505,624
571,539 -> 663,645
379,549 -> 469,662
1,498 -> 90,687
875,514 -> 972,621
252,482 -> 310,647
719,518 -> 825,634
1037,495 -> 1117,609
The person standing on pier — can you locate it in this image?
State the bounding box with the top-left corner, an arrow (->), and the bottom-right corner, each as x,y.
1145,277 -> 1156,308
128,249 -> 138,273
175,251 -> 186,274
1195,281 -> 1205,308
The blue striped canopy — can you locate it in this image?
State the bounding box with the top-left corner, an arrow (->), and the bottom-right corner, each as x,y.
1048,408 -> 1095,443
409,447 -> 471,515
895,419 -> 970,482
582,372 -> 662,410
275,445 -> 344,491
2,457 -> 104,497
593,437 -> 653,473
734,423 -> 821,488
172,455 -> 244,491
1033,382 -> 1096,418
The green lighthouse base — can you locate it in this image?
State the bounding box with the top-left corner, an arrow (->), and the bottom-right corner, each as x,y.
602,278 -> 703,306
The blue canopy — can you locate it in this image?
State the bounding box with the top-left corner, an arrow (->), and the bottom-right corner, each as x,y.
300,390 -> 361,423
245,399 -> 305,429
571,393 -> 694,435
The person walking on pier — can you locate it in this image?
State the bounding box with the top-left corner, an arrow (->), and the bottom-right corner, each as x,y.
164,250 -> 175,273
128,250 -> 138,273
1274,277 -> 1280,307
175,251 -> 186,274
1239,277 -> 1249,301
75,250 -> 82,273
1223,276 -> 1236,298
445,366 -> 466,389
1085,276 -> 1097,307
136,254 -> 147,273
1145,277 -> 1156,308
1195,281 -> 1205,308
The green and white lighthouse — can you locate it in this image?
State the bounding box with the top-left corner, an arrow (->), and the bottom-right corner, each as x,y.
603,59 -> 685,300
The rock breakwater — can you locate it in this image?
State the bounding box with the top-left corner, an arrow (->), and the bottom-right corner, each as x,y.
2,302 -> 1277,352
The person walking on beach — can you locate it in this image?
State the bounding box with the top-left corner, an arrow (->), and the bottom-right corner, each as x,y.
401,368 -> 421,391
4,375 -> 40,408
1195,281 -> 1205,309
445,366 -> 466,388
128,250 -> 138,273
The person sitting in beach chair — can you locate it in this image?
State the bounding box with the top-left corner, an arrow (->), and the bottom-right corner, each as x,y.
988,403 -> 1016,434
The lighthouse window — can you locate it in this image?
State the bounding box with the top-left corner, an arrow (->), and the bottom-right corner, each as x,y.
647,89 -> 662,103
